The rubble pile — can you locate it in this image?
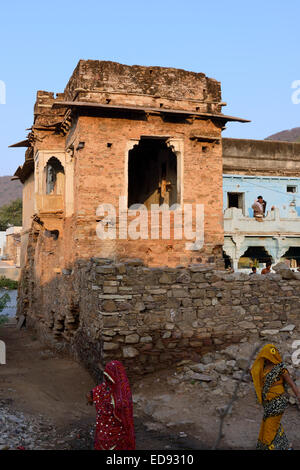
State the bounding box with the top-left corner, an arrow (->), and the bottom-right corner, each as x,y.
177,341 -> 300,403
0,400 -> 94,450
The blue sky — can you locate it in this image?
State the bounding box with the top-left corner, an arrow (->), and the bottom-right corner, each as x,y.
0,0 -> 299,175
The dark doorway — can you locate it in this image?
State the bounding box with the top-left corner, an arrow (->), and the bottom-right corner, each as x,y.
128,138 -> 178,209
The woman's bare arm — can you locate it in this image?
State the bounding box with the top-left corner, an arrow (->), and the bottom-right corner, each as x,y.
283,372 -> 300,400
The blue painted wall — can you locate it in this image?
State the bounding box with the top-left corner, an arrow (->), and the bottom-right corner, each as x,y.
223,175 -> 300,217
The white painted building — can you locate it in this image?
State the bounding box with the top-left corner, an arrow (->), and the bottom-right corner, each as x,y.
0,231 -> 6,258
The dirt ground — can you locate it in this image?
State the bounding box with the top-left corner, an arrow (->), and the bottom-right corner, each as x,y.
132,369 -> 300,450
1,321 -> 299,450
0,322 -> 204,450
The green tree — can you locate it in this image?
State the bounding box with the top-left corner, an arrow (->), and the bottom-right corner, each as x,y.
0,198 -> 22,231
0,293 -> 10,311
0,292 -> 10,325
0,276 -> 18,289
0,276 -> 17,325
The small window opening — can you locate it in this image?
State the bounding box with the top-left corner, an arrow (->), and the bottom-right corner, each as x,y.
227,192 -> 244,212
45,229 -> 59,240
287,185 -> 297,193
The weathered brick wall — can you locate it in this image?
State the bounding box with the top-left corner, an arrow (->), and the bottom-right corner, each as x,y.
70,114 -> 224,266
19,253 -> 300,379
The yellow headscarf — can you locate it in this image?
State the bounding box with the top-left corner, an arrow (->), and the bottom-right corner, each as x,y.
250,344 -> 283,404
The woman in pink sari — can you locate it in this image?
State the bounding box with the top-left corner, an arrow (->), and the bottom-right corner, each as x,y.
86,360 -> 136,450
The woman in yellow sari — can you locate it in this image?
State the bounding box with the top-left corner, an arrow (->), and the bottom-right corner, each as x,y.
251,343 -> 300,450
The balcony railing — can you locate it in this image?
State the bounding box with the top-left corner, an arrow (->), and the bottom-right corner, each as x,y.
36,194 -> 64,214
224,207 -> 300,235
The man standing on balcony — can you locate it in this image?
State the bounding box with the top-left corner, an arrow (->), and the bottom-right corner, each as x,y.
252,196 -> 267,221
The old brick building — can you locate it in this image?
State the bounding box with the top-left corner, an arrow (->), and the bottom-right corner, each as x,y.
14,60 -> 248,270
12,61 -> 249,376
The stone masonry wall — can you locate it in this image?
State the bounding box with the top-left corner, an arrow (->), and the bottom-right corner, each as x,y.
63,60 -> 222,113
19,253 -> 300,380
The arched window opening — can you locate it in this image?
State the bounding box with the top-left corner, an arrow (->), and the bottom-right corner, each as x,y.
238,246 -> 273,269
281,247 -> 300,268
45,157 -> 65,195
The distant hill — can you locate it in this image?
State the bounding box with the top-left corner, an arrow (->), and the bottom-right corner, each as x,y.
0,176 -> 22,208
265,127 -> 300,142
